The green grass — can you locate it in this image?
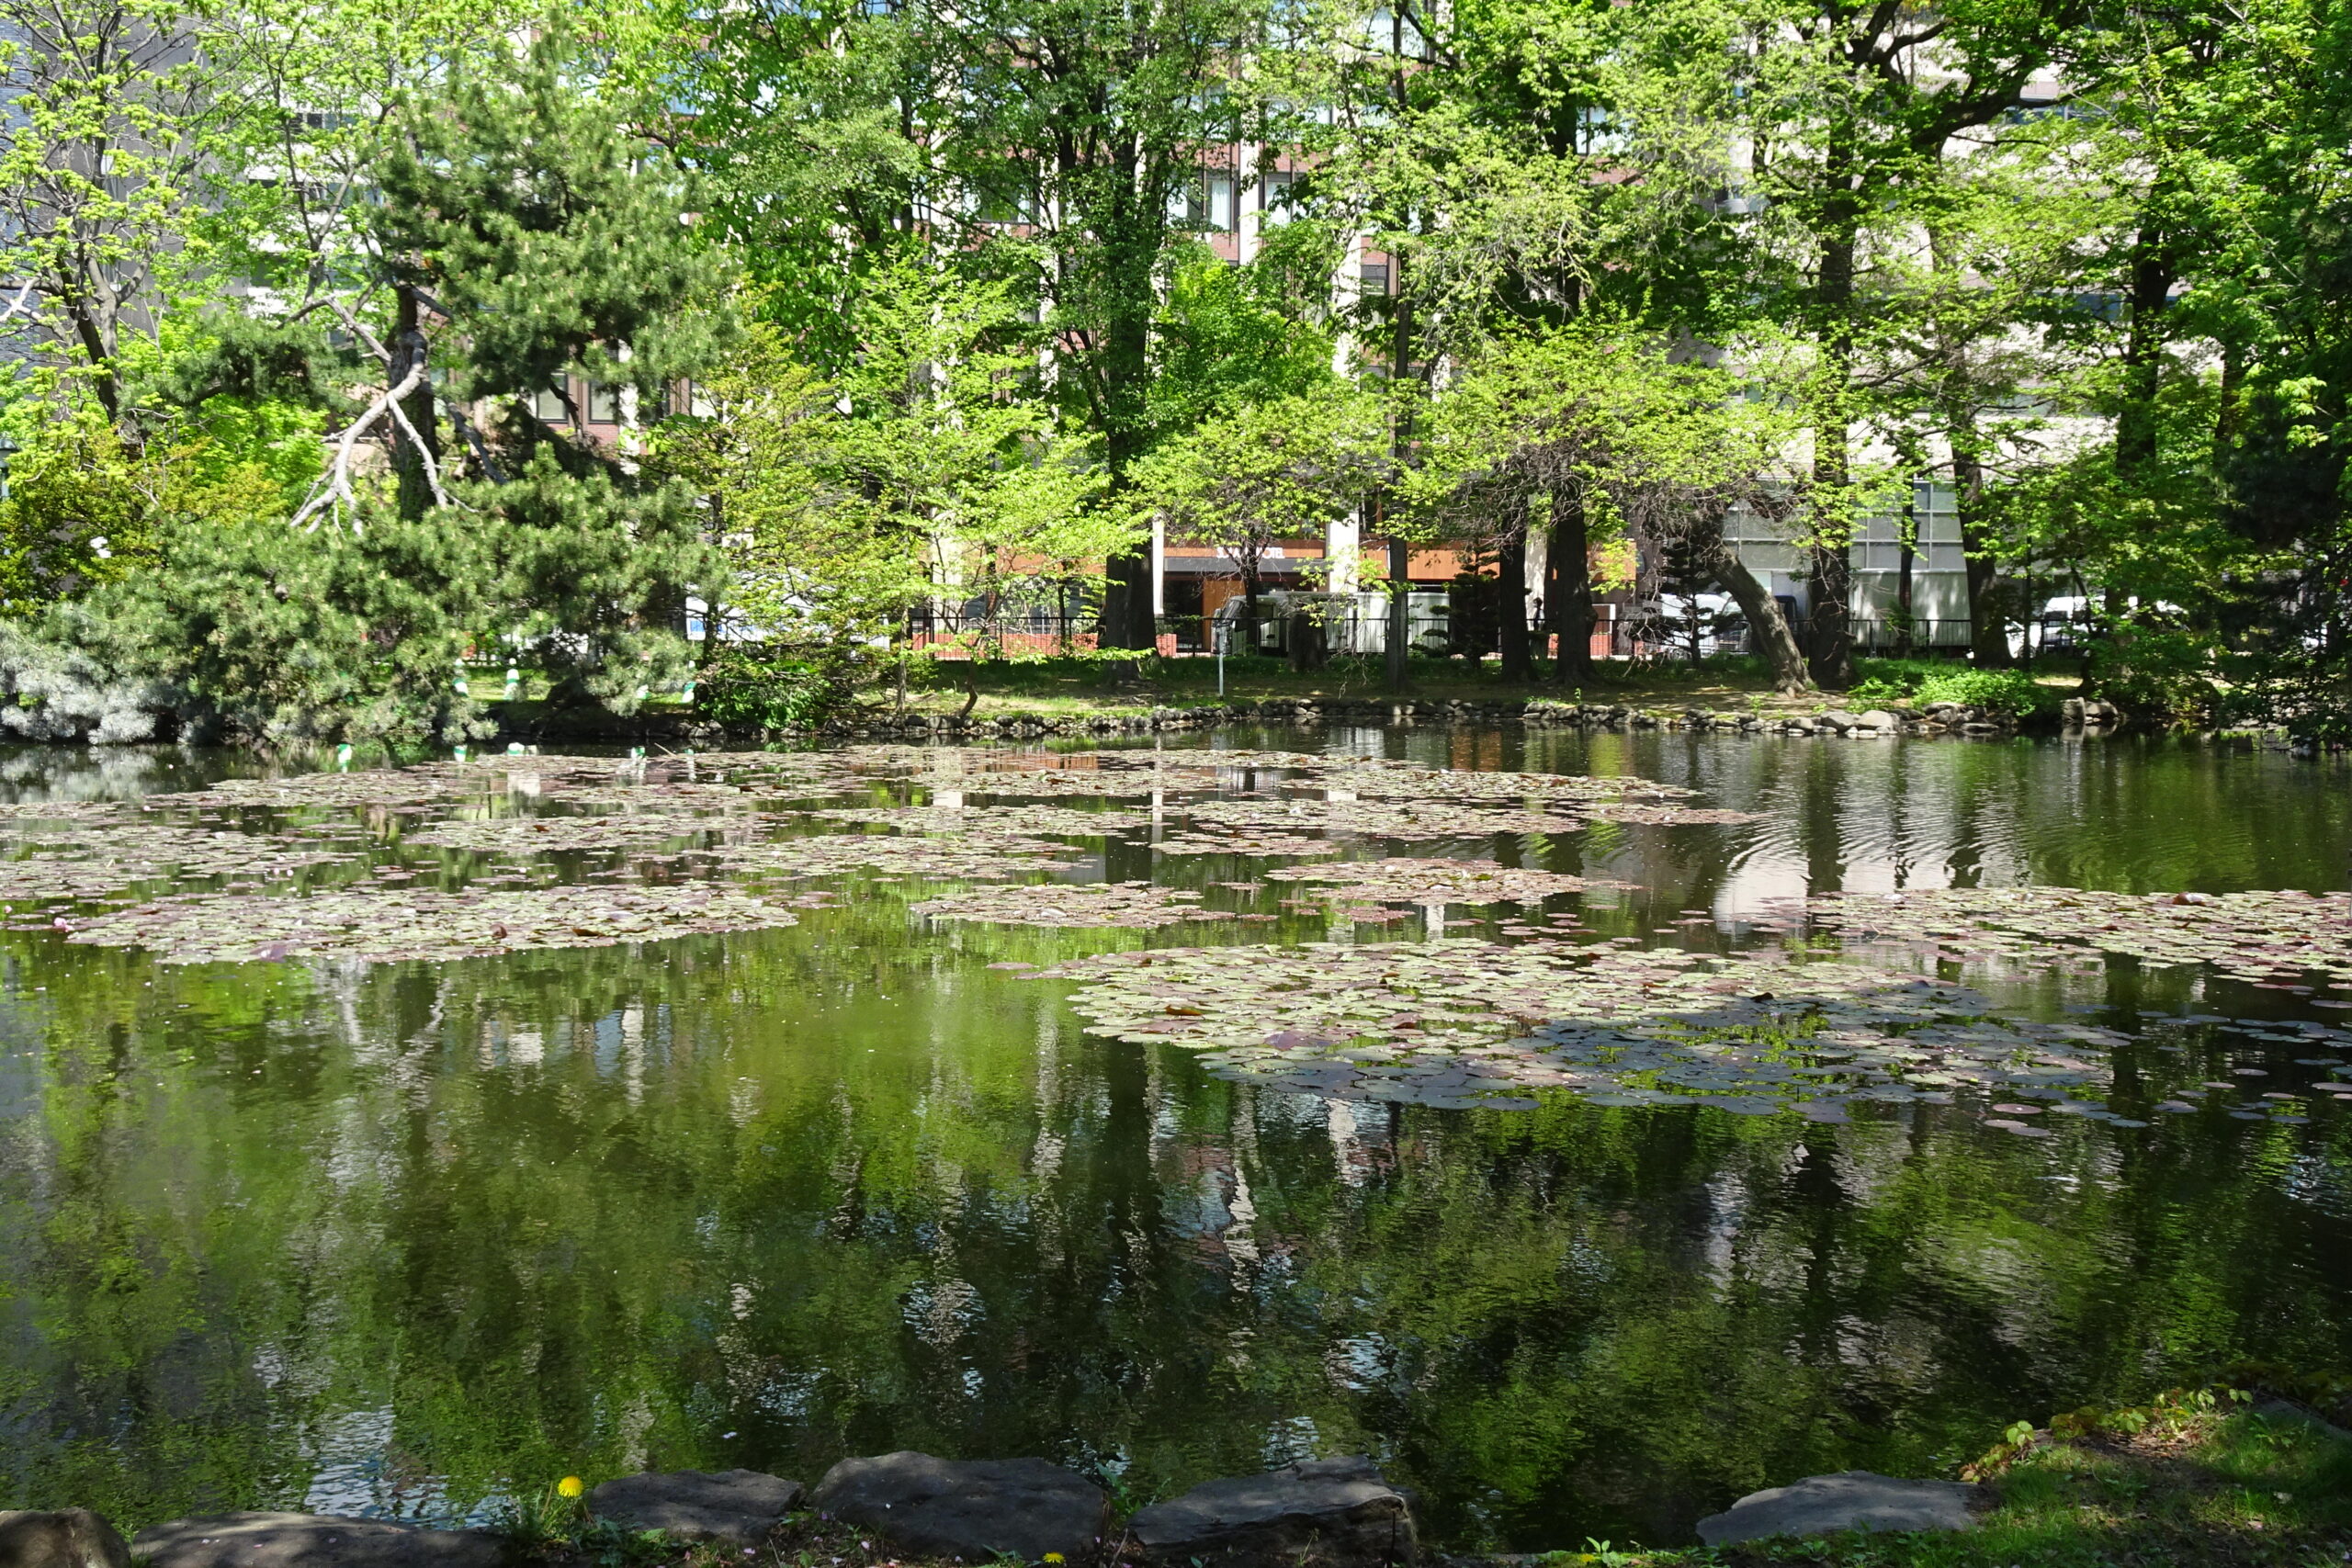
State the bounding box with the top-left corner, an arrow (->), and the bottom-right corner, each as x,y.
1514,1393 -> 2352,1568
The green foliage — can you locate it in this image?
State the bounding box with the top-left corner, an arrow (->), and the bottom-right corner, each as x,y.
85,507 -> 493,744
1148,244 -> 1340,435
694,644 -> 857,731
663,268 -> 1118,658
1131,379 -> 1388,607
375,24 -> 734,413
1848,662 -> 2060,720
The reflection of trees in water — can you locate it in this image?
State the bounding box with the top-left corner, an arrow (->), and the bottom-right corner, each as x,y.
6,918 -> 2350,1551
5,735 -> 2352,1547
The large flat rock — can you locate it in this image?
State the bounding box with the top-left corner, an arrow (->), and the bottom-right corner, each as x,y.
811,1452 -> 1109,1562
1695,1472 -> 1983,1546
589,1469 -> 804,1545
130,1514 -> 504,1568
1125,1456 -> 1416,1568
0,1509 -> 132,1568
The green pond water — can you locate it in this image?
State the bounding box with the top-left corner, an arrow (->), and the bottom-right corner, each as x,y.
2,729 -> 2349,1551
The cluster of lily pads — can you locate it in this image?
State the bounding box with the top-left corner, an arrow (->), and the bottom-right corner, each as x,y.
57,884 -> 808,964
1811,886 -> 2352,987
1021,936 -> 2256,1121
1263,857 -> 1633,908
911,882 -> 1246,930
0,744 -> 2344,1145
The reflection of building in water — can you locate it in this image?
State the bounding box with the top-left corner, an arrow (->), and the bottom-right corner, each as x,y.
1325,1097 -> 1394,1188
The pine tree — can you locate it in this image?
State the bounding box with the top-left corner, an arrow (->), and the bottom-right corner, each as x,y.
367,22 -> 735,712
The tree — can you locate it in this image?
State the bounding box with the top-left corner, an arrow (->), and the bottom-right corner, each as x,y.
1621,0 -> 2087,687
666,266 -> 1116,671
1133,381 -> 1388,640
336,23 -> 735,710
1404,322 -> 1813,690
655,0 -> 1312,649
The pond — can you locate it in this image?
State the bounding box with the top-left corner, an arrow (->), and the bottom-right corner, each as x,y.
1,729 -> 2348,1551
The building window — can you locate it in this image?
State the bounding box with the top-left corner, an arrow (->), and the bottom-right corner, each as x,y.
1360,262 -> 1390,295
531,384 -> 571,423
1261,168 -> 1299,224
1170,171 -> 1237,232
586,383 -> 623,423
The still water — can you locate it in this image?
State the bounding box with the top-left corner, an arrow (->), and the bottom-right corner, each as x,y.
1,729 -> 2347,1550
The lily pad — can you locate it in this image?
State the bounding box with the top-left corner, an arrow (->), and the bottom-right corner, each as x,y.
910,881 -> 1239,929
58,883 -> 801,964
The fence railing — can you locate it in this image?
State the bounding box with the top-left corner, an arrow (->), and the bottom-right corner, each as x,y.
898,603 -> 2093,663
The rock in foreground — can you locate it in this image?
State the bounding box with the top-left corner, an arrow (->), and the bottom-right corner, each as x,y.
588,1469 -> 804,1545
812,1452 -> 1109,1562
1125,1456 -> 1417,1568
0,1508 -> 132,1568
1695,1472 -> 1982,1546
130,1513 -> 504,1568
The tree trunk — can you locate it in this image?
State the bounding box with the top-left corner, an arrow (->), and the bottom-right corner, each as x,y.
1805,144 -> 1860,690
1241,568 -> 1261,654
1095,215 -> 1159,649
1549,485 -> 1595,683
2115,219 -> 2176,483
1895,480 -> 1917,658
1384,253 -> 1416,694
1497,516 -> 1533,682
1952,428 -> 2010,668
390,287 -> 443,523
1385,536 -> 1410,690
1701,513 -> 1809,694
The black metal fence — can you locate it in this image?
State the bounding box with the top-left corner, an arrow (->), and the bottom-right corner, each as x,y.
898,600 -> 2092,664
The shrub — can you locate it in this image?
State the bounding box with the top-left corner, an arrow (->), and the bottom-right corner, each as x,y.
695,644 -> 857,730
1849,660 -> 2060,719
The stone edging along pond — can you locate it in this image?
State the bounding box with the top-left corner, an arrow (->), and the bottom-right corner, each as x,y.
702,695 -> 2112,742
0,1450 -> 1992,1568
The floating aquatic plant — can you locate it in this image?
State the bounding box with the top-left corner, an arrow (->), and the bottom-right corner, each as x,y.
910,881 -> 1240,929
1030,938 -> 2162,1119
58,883 -> 802,964
1812,886 -> 2352,986
808,804 -> 1152,837
1262,857 -> 1632,907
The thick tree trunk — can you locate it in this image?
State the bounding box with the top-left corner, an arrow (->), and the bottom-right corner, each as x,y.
1497,517 -> 1533,682
1700,512 -> 1809,694
1548,486 -> 1594,683
1951,429 -> 2011,668
1894,480 -> 1917,658
1095,207 -> 1159,649
1384,256 -> 1416,694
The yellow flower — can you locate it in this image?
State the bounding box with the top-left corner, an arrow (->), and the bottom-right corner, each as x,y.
1043,1555 -> 1065,1563
557,1476 -> 585,1500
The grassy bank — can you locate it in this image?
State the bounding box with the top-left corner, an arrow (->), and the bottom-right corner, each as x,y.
503,1392 -> 2352,1568
1521,1393 -> 2352,1568
855,652 -> 2078,722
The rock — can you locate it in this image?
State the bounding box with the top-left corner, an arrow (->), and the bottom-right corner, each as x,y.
1125,1456 -> 1417,1568
811,1452 -> 1109,1562
1694,1472 -> 1983,1547
589,1469 -> 805,1545
1817,709 -> 1861,732
0,1509 -> 132,1568
1857,709 -> 1896,731
130,1514 -> 505,1568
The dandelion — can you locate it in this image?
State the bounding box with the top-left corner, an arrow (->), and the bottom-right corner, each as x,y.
557,1476 -> 585,1500
1045,1556 -> 1066,1564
